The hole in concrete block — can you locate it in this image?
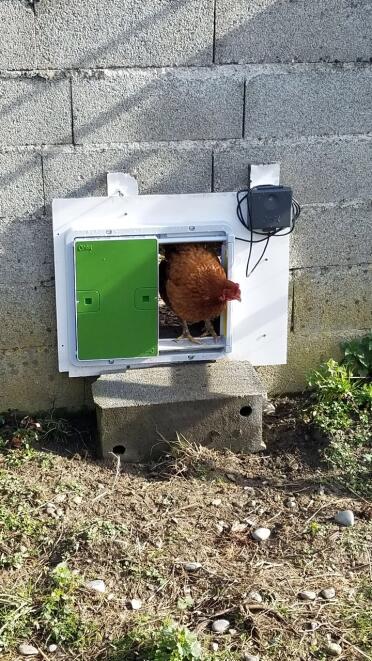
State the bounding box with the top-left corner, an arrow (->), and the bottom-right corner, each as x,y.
112,445 -> 126,455
240,405 -> 253,417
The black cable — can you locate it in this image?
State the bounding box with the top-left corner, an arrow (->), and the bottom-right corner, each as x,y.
236,187 -> 301,277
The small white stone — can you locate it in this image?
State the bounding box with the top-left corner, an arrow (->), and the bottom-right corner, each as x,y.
307,621 -> 320,631
18,643 -> 39,656
184,562 -> 202,572
251,527 -> 271,541
231,521 -> 248,533
215,524 -> 224,534
73,495 -> 83,505
229,628 -> 237,635
128,598 -> 142,610
211,619 -> 230,634
210,642 -> 219,652
243,486 -> 255,494
243,655 -> 260,661
86,579 -> 106,593
48,644 -> 58,653
286,498 -> 296,509
211,498 -> 222,506
247,590 -> 263,603
320,587 -> 336,600
299,590 -> 317,601
325,642 -> 342,656
226,473 -> 236,482
335,510 -> 354,527
55,494 -> 67,503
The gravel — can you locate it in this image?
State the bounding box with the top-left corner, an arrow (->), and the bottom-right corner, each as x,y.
86,579 -> 106,593
299,590 -> 317,601
320,587 -> 336,600
18,644 -> 39,656
184,562 -> 202,572
324,642 -> 342,656
251,527 -> 271,541
335,510 -> 354,527
211,619 -> 230,634
247,590 -> 263,603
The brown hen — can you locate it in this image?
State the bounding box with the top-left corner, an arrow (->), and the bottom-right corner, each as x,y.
159,244 -> 241,342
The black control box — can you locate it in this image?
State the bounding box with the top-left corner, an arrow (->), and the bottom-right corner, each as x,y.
248,185 -> 292,231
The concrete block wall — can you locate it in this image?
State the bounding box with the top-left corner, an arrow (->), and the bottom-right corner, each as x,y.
0,0 -> 371,412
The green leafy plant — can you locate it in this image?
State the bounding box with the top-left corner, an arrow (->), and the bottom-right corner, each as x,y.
341,333 -> 372,378
109,620 -> 203,661
40,563 -> 91,646
306,355 -> 371,496
153,621 -> 202,660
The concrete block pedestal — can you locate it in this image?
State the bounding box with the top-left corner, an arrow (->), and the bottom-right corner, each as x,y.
92,361 -> 267,462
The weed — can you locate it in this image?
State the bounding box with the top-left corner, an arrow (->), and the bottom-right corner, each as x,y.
342,333 -> 372,378
109,619 -> 203,661
0,591 -> 35,650
40,563 -> 88,646
308,520 -> 322,537
0,564 -> 96,652
306,356 -> 372,496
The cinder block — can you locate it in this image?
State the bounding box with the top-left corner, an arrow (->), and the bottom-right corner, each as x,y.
35,0 -> 214,68
293,265 -> 372,334
0,152 -> 44,218
0,78 -> 71,147
0,217 -> 53,285
43,145 -> 212,209
0,282 -> 56,351
215,0 -> 372,64
258,329 -> 370,394
0,1 -> 36,70
0,346 -> 84,412
72,70 -> 243,143
290,203 -> 372,269
213,137 -> 372,204
245,68 -> 371,139
93,361 -> 267,462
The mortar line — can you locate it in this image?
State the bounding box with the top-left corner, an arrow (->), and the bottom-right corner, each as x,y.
242,78 -> 247,138
290,277 -> 295,333
212,0 -> 217,64
40,152 -> 47,216
69,77 -> 75,145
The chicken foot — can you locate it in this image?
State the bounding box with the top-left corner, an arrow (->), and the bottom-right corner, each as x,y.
201,319 -> 219,341
175,320 -> 201,344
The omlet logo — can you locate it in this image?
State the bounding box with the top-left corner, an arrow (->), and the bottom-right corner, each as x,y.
77,243 -> 93,252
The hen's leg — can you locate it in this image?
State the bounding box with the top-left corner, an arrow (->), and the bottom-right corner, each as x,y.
175,320 -> 201,344
201,319 -> 219,341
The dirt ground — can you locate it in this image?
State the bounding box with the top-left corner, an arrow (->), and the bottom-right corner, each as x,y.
0,397 -> 371,661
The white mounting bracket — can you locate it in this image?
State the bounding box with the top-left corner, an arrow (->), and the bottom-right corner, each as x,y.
107,172 -> 139,197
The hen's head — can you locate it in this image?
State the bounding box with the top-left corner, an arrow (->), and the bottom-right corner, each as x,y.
218,280 -> 241,303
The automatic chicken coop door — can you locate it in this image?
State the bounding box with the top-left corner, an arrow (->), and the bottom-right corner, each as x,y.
53,165 -> 290,378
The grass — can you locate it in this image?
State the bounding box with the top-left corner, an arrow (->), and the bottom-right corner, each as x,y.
0,397 -> 371,660
306,345 -> 371,497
